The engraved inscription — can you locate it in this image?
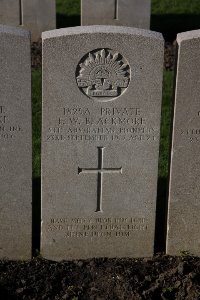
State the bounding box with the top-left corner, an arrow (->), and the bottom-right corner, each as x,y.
78,147 -> 122,212
48,217 -> 148,238
0,105 -> 7,124
46,106 -> 158,143
0,105 -> 22,140
76,49 -> 130,101
179,111 -> 200,142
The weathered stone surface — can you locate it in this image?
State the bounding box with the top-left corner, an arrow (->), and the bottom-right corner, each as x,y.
0,0 -> 20,25
22,0 -> 56,41
41,26 -> 163,260
81,0 -> 151,29
167,30 -> 200,257
0,25 -> 32,260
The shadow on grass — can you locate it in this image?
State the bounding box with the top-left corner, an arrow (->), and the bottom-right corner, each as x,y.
32,177 -> 41,257
57,13 -> 80,29
154,177 -> 168,253
151,14 -> 200,41
56,13 -> 200,40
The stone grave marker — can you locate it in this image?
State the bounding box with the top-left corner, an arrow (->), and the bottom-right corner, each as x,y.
22,0 -> 56,42
41,26 -> 164,260
81,0 -> 151,29
0,0 -> 56,41
0,0 -> 20,26
0,25 -> 32,260
167,30 -> 200,256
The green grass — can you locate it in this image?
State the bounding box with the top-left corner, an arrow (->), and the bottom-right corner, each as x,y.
158,71 -> 173,178
56,0 -> 80,28
32,69 -> 42,178
151,0 -> 200,34
57,0 -> 80,16
152,0 -> 200,15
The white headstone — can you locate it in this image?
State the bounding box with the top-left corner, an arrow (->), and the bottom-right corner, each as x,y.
0,0 -> 20,25
0,25 -> 32,260
167,30 -> 200,256
81,0 -> 151,29
41,26 -> 163,261
22,0 -> 56,41
0,0 -> 56,41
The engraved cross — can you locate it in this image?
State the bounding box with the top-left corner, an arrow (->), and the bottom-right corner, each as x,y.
19,0 -> 23,25
114,0 -> 119,20
78,147 -> 122,212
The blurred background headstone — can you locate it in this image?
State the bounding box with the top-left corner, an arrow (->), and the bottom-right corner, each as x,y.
0,0 -> 56,41
81,0 -> 151,29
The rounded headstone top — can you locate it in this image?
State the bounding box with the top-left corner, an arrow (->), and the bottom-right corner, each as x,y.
0,24 -> 30,38
42,25 -> 163,41
177,29 -> 200,44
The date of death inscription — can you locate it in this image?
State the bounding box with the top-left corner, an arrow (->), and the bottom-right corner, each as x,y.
45,107 -> 158,143
47,217 -> 148,238
0,105 -> 22,140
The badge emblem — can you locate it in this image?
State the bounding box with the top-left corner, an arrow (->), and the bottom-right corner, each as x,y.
76,49 -> 130,101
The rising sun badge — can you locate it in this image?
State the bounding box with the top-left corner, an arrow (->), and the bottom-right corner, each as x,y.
76,49 -> 130,101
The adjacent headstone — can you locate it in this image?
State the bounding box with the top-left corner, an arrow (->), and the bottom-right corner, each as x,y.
0,0 -> 20,26
81,0 -> 151,29
0,25 -> 32,260
0,0 -> 56,41
167,30 -> 200,256
22,0 -> 56,41
41,26 -> 164,260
